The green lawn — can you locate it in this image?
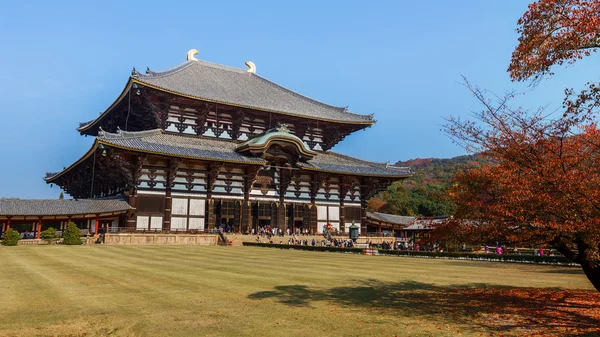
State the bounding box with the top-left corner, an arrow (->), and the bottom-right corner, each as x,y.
0,246 -> 598,337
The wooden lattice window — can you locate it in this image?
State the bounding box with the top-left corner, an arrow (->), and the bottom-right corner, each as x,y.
345,207 -> 361,222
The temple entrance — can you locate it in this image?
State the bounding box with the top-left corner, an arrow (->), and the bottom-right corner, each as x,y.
217,200 -> 236,233
252,202 -> 273,233
287,204 -> 308,233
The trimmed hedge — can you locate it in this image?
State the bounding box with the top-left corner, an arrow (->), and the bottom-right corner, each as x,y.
242,242 -> 576,265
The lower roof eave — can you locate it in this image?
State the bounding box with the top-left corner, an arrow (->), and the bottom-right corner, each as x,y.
297,166 -> 412,179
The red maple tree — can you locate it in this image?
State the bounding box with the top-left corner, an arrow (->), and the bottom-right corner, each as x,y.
446,0 -> 600,291
508,0 -> 600,82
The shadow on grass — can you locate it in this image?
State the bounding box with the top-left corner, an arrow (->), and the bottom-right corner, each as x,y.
542,268 -> 585,275
249,280 -> 600,336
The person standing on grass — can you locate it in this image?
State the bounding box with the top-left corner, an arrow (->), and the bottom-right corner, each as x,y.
484,244 -> 489,254
540,247 -> 545,256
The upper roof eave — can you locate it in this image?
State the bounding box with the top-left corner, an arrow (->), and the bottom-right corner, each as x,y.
77,77 -> 375,134
131,79 -> 376,125
77,79 -> 134,133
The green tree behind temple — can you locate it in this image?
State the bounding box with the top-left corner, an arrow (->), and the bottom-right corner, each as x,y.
59,192 -> 64,200
369,154 -> 486,217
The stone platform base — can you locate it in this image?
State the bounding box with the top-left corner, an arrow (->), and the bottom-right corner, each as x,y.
104,233 -> 218,246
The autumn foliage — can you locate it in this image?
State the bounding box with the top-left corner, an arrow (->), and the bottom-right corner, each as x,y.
508,0 -> 600,82
445,0 -> 600,291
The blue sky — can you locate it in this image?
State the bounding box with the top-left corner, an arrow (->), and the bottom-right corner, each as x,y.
0,0 -> 597,199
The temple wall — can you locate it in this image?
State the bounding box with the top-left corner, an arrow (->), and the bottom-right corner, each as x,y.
104,233 -> 218,245
132,158 -> 363,233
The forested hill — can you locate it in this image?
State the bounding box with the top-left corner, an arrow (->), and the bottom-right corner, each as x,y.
368,154 -> 486,217
395,155 -> 485,191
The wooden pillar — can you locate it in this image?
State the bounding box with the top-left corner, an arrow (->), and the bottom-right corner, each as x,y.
163,189 -> 172,231
276,202 -> 286,230
163,159 -> 178,231
360,198 -> 368,235
277,168 -> 291,231
339,201 -> 346,233
95,215 -> 100,234
206,163 -> 222,231
242,166 -> 260,234
6,217 -> 11,231
234,201 -> 242,233
241,201 -> 252,234
309,173 -> 326,234
127,191 -> 138,230
309,204 -> 318,233
206,199 -> 216,230
36,218 -> 42,239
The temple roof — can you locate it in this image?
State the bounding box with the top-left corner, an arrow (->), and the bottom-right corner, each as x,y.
0,198 -> 131,217
366,211 -> 416,226
131,59 -> 374,124
99,129 -> 266,165
46,129 -> 411,182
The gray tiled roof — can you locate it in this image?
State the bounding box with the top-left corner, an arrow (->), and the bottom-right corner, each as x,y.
94,129 -> 410,177
403,217 -> 449,230
367,211 -> 415,226
298,152 -> 411,177
0,199 -> 131,216
99,129 -> 267,165
132,60 -> 374,124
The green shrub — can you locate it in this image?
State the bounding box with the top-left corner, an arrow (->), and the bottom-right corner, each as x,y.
63,222 -> 82,245
1,229 -> 21,246
40,227 -> 58,243
242,242 -> 575,265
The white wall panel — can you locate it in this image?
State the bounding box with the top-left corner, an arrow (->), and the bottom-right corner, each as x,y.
172,198 -> 188,216
317,205 -> 328,221
150,216 -> 163,229
189,199 -> 205,216
171,217 -> 187,230
136,216 -> 149,230
328,206 -> 340,221
189,218 -> 205,230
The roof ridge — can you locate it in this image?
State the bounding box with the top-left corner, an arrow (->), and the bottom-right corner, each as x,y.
134,61 -> 196,79
136,59 -> 247,79
98,128 -> 163,140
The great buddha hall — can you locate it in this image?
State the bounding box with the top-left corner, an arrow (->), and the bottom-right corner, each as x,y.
0,50 -> 411,237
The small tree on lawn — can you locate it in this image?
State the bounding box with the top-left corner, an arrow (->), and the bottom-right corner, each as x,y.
40,227 -> 58,244
63,222 -> 82,245
1,229 -> 21,246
